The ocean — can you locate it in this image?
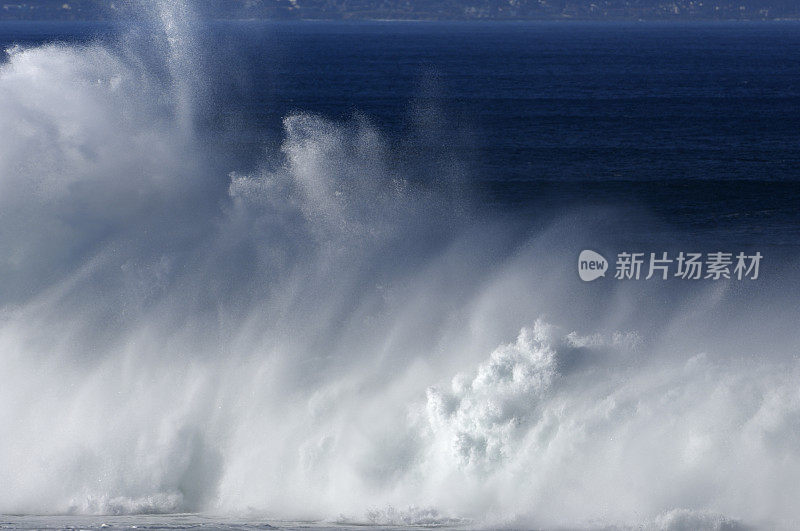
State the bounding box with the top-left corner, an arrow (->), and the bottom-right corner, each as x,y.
1,11 -> 799,531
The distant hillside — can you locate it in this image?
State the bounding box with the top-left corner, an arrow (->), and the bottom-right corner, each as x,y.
2,0 -> 800,21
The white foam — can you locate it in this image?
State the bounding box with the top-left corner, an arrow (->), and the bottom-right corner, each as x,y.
1,5 -> 800,530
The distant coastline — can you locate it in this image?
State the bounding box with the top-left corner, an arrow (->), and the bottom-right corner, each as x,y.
1,0 -> 800,22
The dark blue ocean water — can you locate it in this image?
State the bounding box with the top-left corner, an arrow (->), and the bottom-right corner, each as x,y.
2,20 -> 798,247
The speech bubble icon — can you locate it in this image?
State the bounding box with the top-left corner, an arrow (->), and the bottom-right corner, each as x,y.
578,250 -> 608,282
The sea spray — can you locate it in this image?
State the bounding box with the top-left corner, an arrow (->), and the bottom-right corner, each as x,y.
1,4 -> 800,530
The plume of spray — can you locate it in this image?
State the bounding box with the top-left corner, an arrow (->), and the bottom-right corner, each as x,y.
150,0 -> 199,131
120,0 -> 200,132
1,1 -> 800,530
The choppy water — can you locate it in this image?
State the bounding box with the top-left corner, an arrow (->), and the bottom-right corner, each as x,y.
1,6 -> 799,531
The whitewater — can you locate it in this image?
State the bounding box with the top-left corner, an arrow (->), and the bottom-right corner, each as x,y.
1,2 -> 799,530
